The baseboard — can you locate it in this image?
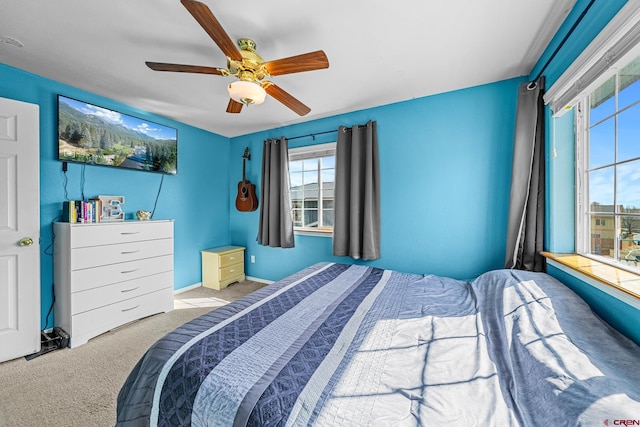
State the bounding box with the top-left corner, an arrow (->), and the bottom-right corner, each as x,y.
174,277 -> 272,294
174,282 -> 202,295
246,276 -> 274,284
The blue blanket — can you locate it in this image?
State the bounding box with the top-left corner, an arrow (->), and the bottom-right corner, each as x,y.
116,263 -> 640,426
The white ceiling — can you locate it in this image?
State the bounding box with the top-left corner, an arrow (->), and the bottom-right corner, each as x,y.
0,0 -> 575,138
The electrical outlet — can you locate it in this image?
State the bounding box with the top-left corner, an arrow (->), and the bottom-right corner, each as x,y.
250,255 -> 255,263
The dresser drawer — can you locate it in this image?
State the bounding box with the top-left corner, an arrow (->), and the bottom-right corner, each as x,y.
70,254 -> 173,292
71,238 -> 173,270
70,287 -> 174,347
69,221 -> 173,248
219,251 -> 243,268
220,262 -> 245,281
71,271 -> 173,315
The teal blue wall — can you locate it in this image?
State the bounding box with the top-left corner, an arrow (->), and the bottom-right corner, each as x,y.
229,78 -> 522,282
0,64 -> 231,329
547,264 -> 640,345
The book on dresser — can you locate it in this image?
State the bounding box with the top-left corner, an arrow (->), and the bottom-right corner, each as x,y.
53,219 -> 174,348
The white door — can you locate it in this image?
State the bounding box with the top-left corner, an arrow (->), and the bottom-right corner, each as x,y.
0,97 -> 40,362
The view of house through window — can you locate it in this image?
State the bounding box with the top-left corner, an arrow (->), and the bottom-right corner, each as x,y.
288,143 -> 335,232
580,52 -> 640,268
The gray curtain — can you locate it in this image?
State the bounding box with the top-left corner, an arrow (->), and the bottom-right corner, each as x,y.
333,121 -> 381,260
505,77 -> 545,271
257,137 -> 295,248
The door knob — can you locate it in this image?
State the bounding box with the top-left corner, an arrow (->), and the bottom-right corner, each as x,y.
19,237 -> 34,247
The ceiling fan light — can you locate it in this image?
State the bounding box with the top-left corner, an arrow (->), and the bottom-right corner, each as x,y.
228,81 -> 266,106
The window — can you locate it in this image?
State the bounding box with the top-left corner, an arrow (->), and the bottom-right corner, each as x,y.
575,51 -> 640,270
288,143 -> 336,234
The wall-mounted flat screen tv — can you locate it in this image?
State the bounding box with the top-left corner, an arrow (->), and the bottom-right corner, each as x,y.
57,95 -> 177,175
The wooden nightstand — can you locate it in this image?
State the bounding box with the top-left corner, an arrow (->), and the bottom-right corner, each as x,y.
201,245 -> 245,290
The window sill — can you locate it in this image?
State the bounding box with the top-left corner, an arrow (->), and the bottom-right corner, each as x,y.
294,229 -> 333,238
542,252 -> 640,302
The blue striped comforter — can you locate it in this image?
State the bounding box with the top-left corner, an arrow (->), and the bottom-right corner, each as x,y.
116,263 -> 640,426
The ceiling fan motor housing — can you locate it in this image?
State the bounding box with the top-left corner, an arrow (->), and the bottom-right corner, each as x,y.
227,39 -> 268,82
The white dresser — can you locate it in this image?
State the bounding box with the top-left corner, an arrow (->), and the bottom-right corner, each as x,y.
53,220 -> 174,348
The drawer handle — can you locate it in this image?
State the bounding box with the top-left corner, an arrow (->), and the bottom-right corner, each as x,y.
121,250 -> 140,255
121,268 -> 140,274
229,256 -> 236,260
120,232 -> 140,235
229,269 -> 235,273
121,305 -> 140,312
120,286 -> 140,293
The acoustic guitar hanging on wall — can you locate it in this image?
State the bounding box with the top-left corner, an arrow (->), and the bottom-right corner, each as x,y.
236,147 -> 258,212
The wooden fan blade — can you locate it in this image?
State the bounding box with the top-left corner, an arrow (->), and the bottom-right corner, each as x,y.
180,0 -> 242,61
265,84 -> 311,116
226,98 -> 243,114
264,50 -> 329,76
146,62 -> 225,75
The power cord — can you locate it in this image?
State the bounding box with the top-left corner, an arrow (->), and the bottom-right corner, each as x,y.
80,163 -> 86,201
61,162 -> 70,201
150,173 -> 165,219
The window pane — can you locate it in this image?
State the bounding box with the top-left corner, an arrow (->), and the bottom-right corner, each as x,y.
291,199 -> 302,209
304,200 -> 318,208
618,103 -> 640,162
617,160 -> 640,209
292,209 -> 302,227
303,170 -> 317,185
290,190 -> 303,202
321,169 -> 334,184
590,75 -> 616,125
590,214 -> 615,259
589,118 -> 615,169
620,215 -> 640,265
322,209 -> 334,227
304,209 -> 318,227
302,159 -> 317,171
290,171 -> 303,188
321,156 -> 335,169
304,188 -> 318,201
619,55 -> 640,109
589,167 -> 614,211
323,199 -> 334,209
289,160 -> 303,173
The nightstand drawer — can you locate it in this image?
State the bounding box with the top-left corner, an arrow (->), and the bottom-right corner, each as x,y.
219,251 -> 243,268
220,262 -> 245,281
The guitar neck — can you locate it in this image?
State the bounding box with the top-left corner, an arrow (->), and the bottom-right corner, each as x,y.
242,158 -> 247,181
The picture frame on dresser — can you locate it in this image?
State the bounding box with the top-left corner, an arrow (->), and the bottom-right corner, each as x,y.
52,219 -> 175,348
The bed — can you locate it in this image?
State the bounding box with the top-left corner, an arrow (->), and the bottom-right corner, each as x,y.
116,262 -> 640,426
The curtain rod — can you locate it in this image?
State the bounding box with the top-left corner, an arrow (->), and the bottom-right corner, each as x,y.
531,0 -> 596,84
286,129 -> 338,141
286,124 -> 368,141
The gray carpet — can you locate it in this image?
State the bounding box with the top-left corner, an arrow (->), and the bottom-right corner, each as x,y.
0,280 -> 267,427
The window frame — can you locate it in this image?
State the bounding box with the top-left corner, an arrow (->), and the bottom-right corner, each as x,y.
288,142 -> 336,236
574,46 -> 640,274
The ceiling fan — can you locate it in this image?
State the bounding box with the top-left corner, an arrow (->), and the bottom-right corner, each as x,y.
146,0 -> 329,116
